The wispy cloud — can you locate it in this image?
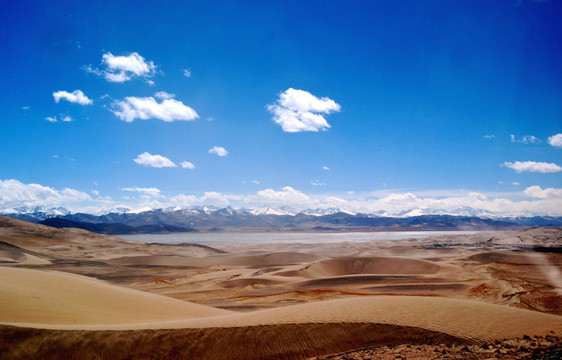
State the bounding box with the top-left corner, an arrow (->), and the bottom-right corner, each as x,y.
112,95 -> 198,122
183,69 -> 191,78
53,90 -> 93,105
85,52 -> 157,83
268,88 -> 341,132
483,134 -> 496,139
45,115 -> 73,123
121,186 -> 162,198
180,161 -> 195,169
548,133 -> 562,148
510,134 -> 540,144
154,91 -> 175,100
311,180 -> 326,186
322,166 -> 330,171
502,161 -> 562,173
209,146 -> 229,157
133,152 -> 177,168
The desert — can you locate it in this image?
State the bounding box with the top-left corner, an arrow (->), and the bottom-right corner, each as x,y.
0,216 -> 561,359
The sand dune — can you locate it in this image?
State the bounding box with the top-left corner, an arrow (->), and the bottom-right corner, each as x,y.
1,218 -> 561,359
2,267 -> 560,344
0,250 -> 50,265
0,267 -> 232,326
278,257 -> 440,278
110,251 -> 322,267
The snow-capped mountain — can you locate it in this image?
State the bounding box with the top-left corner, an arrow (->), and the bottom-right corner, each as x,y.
0,206 -> 71,221
2,204 -> 561,231
302,207 -> 356,216
250,206 -> 297,216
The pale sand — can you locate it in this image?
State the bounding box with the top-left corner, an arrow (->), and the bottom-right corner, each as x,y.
1,217 -> 561,359
0,266 -> 232,325
1,266 -> 560,344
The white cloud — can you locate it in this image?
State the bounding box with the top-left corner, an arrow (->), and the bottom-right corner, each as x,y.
524,186 -> 562,199
146,80 -> 155,86
112,96 -> 198,122
183,69 -> 191,78
154,91 -> 175,100
53,90 -> 93,105
512,182 -> 521,186
548,133 -> 562,148
252,180 -> 260,185
484,134 -> 495,139
46,116 -> 57,123
251,186 -> 315,207
133,152 -> 177,168
209,146 -> 228,157
0,179 -> 91,208
170,191 -> 233,208
180,161 -> 195,169
268,88 -> 341,132
61,115 -> 73,122
311,180 -> 326,186
22,106 -> 30,110
322,166 -> 330,171
91,52 -> 157,83
510,134 -> 540,144
122,187 -> 162,198
502,161 -> 562,173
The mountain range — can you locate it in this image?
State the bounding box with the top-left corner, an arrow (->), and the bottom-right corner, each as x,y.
1,205 -> 561,235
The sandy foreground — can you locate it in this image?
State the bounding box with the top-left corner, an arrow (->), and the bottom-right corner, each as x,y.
0,216 -> 561,359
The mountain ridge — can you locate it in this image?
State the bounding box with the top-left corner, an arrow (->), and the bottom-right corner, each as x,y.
2,206 -> 558,235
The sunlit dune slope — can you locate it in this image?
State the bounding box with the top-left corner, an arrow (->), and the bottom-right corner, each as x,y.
2,267 -> 560,343
0,267 -> 232,325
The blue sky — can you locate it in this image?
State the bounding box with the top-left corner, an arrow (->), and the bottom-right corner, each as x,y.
1,0 -> 561,215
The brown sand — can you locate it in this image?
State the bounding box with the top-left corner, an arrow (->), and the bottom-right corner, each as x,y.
0,216 -> 561,359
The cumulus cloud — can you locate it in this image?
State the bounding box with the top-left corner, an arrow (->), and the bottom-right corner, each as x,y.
510,134 -> 540,144
0,179 -> 91,208
133,152 -> 177,168
170,191 -> 233,207
53,90 -> 93,105
322,166 -> 330,171
548,134 -> 562,148
112,96 -> 198,122
183,69 -> 191,78
121,187 -> 162,198
523,186 -> 562,199
180,161 -> 195,169
252,186 -> 315,207
209,146 -> 228,157
61,115 -> 73,122
502,161 -> 562,173
268,88 -> 341,132
46,116 -> 57,123
85,52 -> 157,83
